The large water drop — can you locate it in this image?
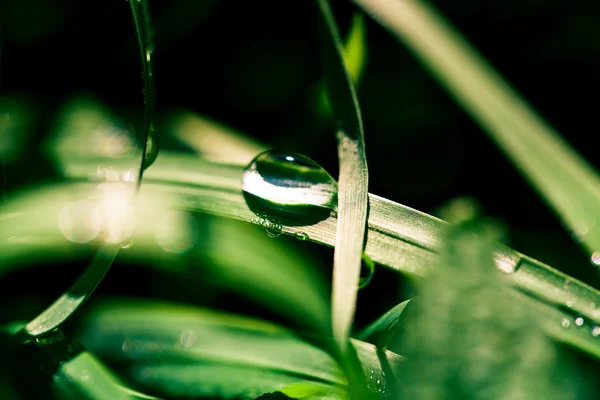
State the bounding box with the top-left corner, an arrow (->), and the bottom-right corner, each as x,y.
242,150 -> 338,226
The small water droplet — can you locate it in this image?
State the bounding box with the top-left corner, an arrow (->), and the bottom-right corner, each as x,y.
179,330 -> 197,347
567,298 -> 577,308
143,133 -> 159,170
294,231 -> 309,241
121,238 -> 134,249
376,379 -> 381,385
561,318 -> 571,328
592,326 -> 600,337
591,302 -> 597,309
242,150 -> 338,226
359,255 -> 375,289
575,316 -> 585,326
591,252 -> 600,266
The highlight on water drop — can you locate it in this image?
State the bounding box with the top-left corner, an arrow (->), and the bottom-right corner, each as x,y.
242,150 -> 338,226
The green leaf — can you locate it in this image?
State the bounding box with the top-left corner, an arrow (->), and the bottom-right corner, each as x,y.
3,155 -> 600,357
355,299 -> 411,348
317,0 -> 370,353
52,352 -> 137,400
352,0 -> 600,262
259,381 -> 347,399
128,0 -> 156,174
76,299 -> 403,399
317,12 -> 368,116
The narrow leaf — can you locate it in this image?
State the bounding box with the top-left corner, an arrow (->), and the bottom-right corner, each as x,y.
128,0 -> 156,177
356,299 -> 411,348
52,352 -> 136,400
352,0 -> 600,261
317,0 -> 370,352
77,299 -> 403,399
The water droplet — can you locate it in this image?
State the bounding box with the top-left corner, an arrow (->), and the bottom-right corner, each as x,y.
591,302 -> 597,309
265,223 -> 282,238
561,318 -> 571,328
143,133 -> 159,170
376,379 -> 381,385
566,298 -> 577,308
575,316 -> 585,326
359,255 -> 375,289
493,250 -> 521,274
592,326 -> 600,337
179,330 -> 197,347
121,238 -> 134,249
294,231 -> 309,241
591,252 -> 600,266
242,150 -> 338,226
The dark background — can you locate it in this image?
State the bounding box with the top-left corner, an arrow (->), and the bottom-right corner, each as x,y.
2,0 -> 600,330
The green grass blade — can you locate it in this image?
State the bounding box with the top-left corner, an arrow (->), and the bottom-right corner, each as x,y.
52,352 -> 137,400
352,0 -> 600,261
128,0 -> 156,176
76,299 -> 403,399
260,381 -> 347,399
355,299 -> 411,348
318,12 -> 368,116
317,0 -> 370,352
3,156 -> 600,357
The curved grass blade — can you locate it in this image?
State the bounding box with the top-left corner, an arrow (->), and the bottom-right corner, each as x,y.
318,12 -> 368,117
18,244 -> 120,340
76,299 -> 403,399
128,0 -> 156,175
317,0 -> 369,353
356,299 -> 411,348
9,2 -> 158,342
52,352 -> 137,400
352,0 -> 600,263
3,156 -> 600,357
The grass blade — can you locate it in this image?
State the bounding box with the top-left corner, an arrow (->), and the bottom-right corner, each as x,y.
3,155 -> 600,356
52,352 -> 137,400
128,0 -> 156,177
317,0 -> 370,351
76,299 -> 403,399
352,0 -> 600,261
355,299 -> 411,348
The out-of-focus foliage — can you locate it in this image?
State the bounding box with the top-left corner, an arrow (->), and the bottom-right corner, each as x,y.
394,219 -> 593,399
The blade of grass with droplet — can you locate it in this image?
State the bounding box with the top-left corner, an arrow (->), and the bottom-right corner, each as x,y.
4,157 -> 600,357
352,0 -> 600,260
355,299 -> 411,348
317,0 -> 369,352
76,299 -> 403,399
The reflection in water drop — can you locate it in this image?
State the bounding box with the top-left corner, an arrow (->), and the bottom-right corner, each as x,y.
591,252 -> 600,266
97,183 -> 135,244
561,318 -> 571,328
359,255 -> 375,290
58,200 -> 103,244
575,316 -> 585,327
592,326 -> 600,337
242,150 -> 338,226
155,211 -> 199,253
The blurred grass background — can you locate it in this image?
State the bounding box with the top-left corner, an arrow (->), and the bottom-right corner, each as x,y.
3,0 -> 600,364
